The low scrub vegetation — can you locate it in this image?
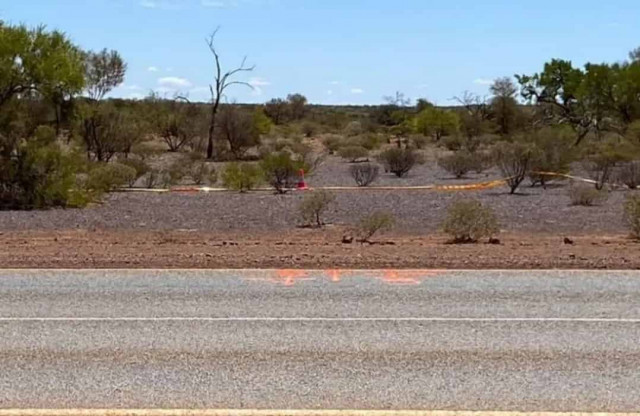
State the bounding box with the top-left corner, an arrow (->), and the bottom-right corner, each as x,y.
442,199 -> 499,243
349,163 -> 380,187
298,190 -> 335,228
437,151 -> 479,179
377,148 -> 423,178
357,211 -> 395,242
492,141 -> 537,194
221,162 -> 263,192
568,183 -> 608,206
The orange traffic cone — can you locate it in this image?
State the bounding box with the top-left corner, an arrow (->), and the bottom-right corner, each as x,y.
297,168 -> 309,190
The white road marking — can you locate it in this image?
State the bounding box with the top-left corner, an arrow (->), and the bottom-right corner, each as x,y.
0,317 -> 639,323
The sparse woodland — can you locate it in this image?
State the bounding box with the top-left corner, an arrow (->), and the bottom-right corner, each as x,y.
3,22 -> 640,240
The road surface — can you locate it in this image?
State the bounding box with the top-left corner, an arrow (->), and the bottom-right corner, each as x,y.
0,269 -> 639,411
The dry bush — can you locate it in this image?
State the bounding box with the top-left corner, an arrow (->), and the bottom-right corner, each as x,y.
298,190 -> 335,227
437,151 -> 480,179
221,162 -> 262,192
357,211 -> 395,242
528,127 -> 574,188
492,141 -> 537,194
189,161 -> 214,185
377,148 -> 424,178
143,169 -> 160,189
624,194 -> 640,239
349,163 -> 380,187
338,145 -> 369,163
568,183 -> 608,206
581,139 -> 636,190
616,161 -> 640,189
442,199 -> 499,243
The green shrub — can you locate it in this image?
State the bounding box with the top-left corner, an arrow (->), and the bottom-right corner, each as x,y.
354,134 -> 383,151
409,134 -> 429,149
298,190 -> 335,227
437,151 -> 479,179
624,194 -> 640,239
349,163 -> 380,187
377,148 -> 424,178
357,211 -> 395,242
86,163 -> 136,193
568,184 -> 607,206
442,199 -> 499,243
119,159 -> 150,187
338,145 -> 369,163
322,134 -> 344,154
222,162 -> 263,192
260,152 -> 308,193
0,139 -> 90,210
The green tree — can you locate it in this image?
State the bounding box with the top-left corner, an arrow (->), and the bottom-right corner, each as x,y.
0,23 -> 85,132
489,77 -> 520,136
84,48 -> 127,101
414,107 -> 459,141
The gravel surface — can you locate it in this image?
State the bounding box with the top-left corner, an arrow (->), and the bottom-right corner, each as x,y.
0,157 -> 630,234
1,270 -> 640,410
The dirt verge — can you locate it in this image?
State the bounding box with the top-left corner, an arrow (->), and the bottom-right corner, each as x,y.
1,228 -> 638,269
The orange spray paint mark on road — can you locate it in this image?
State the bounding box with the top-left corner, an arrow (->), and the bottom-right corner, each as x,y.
380,269 -> 442,285
269,269 -> 313,286
326,269 -> 343,283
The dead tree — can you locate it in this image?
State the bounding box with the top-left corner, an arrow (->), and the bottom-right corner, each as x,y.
205,28 -> 255,160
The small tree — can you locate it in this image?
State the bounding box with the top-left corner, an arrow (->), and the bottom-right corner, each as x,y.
492,141 -> 537,194
84,49 -> 127,101
260,152 -> 307,193
357,211 -> 395,242
217,105 -> 261,159
287,93 -> 308,120
298,190 -> 335,227
349,163 -> 380,187
221,162 -> 262,192
377,148 -> 423,178
442,199 -> 499,243
582,139 -> 635,190
528,127 -> 575,188
414,107 -> 459,141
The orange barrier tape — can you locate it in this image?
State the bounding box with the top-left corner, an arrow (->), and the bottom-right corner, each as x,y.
114,172 -> 596,194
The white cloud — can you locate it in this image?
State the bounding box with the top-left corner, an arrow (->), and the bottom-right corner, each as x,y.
122,84 -> 142,91
158,76 -> 192,88
327,90 -> 333,95
329,81 -> 341,85
148,66 -> 159,72
473,78 -> 493,86
140,0 -> 158,8
248,77 -> 271,96
350,88 -> 364,94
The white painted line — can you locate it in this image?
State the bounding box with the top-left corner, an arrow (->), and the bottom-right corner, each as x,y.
1,317 -> 639,323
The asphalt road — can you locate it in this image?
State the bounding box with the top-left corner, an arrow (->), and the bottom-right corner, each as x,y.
1,269 -> 640,411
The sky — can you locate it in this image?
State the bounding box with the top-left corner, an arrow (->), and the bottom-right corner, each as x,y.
1,0 -> 639,105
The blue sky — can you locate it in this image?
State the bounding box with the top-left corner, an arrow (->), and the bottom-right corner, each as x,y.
1,0 -> 639,105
